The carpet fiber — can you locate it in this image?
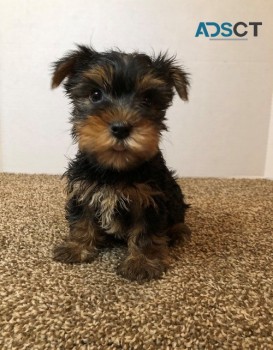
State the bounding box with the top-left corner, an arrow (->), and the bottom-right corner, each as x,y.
0,173 -> 273,349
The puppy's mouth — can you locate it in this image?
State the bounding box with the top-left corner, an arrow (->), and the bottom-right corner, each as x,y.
112,142 -> 127,152
76,116 -> 160,170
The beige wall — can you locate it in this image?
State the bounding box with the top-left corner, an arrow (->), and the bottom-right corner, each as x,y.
265,94 -> 273,178
0,0 -> 273,177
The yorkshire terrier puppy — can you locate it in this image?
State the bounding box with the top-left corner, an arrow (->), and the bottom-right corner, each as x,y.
51,45 -> 190,281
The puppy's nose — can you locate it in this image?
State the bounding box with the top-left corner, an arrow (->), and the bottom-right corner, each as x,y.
110,122 -> 131,140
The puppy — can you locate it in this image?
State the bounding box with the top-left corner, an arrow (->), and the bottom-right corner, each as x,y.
51,45 -> 190,281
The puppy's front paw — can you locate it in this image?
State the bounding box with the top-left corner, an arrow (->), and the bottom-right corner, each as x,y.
53,241 -> 97,263
117,256 -> 168,281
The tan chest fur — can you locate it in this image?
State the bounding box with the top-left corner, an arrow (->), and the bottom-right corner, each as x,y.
68,181 -> 161,234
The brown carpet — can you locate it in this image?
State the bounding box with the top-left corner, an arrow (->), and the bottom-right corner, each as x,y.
0,173 -> 273,349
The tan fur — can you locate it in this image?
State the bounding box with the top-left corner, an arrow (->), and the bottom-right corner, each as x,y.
118,231 -> 170,281
53,241 -> 95,263
53,215 -> 107,263
84,65 -> 113,87
88,186 -> 130,232
51,56 -> 77,88
122,183 -> 162,209
127,119 -> 160,165
76,113 -> 160,170
69,181 -> 129,222
69,217 -> 97,245
171,67 -> 189,101
70,180 -> 161,208
137,74 -> 165,90
68,180 -> 162,236
67,181 -> 97,202
105,220 -> 123,236
53,216 -> 98,263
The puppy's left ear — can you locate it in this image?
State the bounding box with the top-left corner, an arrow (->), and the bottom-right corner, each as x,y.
169,65 -> 190,101
154,53 -> 190,101
51,45 -> 96,89
51,52 -> 78,89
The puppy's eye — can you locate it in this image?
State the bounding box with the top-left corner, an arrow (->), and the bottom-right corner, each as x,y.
143,96 -> 152,106
90,89 -> 103,103
141,90 -> 155,107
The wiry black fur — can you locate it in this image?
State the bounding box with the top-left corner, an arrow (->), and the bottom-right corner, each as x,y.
51,45 -> 190,281
53,46 -> 189,136
65,150 -> 189,240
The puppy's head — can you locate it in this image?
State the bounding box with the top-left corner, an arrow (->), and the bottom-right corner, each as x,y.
52,45 -> 189,170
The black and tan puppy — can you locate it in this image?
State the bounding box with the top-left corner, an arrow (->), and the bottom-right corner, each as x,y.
52,45 -> 190,281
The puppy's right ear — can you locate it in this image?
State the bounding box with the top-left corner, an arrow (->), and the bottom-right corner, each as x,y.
51,52 -> 78,89
51,45 -> 95,89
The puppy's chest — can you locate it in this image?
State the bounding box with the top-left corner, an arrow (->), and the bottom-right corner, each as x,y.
90,185 -> 131,233
72,181 -> 159,234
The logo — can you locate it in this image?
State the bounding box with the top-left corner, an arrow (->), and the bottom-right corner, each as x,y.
195,22 -> 262,40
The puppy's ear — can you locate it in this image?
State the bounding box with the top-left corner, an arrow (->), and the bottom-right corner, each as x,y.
51,45 -> 95,89
169,65 -> 190,101
154,53 -> 190,101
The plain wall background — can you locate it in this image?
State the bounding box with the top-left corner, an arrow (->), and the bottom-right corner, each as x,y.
0,0 -> 273,177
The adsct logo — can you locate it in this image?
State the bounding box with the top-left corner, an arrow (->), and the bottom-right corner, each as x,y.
195,22 -> 262,40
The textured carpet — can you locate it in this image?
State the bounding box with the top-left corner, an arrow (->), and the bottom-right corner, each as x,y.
0,173 -> 273,349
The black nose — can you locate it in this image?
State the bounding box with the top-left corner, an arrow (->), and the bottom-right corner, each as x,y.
110,122 -> 131,140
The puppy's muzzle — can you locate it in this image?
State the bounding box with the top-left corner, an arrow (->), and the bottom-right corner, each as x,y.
110,122 -> 132,140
